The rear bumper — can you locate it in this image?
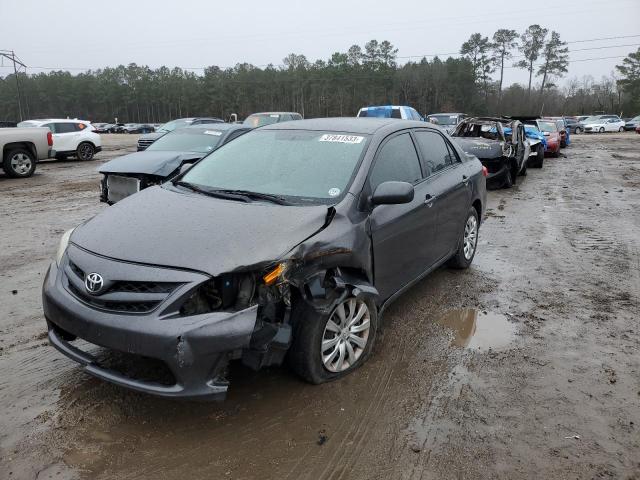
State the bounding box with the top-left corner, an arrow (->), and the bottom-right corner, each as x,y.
42,258 -> 258,400
479,159 -> 509,187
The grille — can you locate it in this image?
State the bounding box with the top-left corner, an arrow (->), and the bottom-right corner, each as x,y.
67,282 -> 160,314
137,139 -> 154,150
106,281 -> 179,294
66,261 -> 179,314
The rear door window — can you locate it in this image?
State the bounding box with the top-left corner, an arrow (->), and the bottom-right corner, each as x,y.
369,133 -> 422,191
55,123 -> 76,134
414,130 -> 455,176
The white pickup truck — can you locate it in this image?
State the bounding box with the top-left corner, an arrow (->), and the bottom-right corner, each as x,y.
0,127 -> 54,178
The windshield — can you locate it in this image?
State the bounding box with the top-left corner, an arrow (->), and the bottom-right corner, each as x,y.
631,116 -> 640,122
429,115 -> 459,126
536,121 -> 557,132
357,107 -> 401,119
158,119 -> 193,132
243,114 -> 281,127
146,128 -> 223,153
583,116 -> 601,124
180,130 -> 368,204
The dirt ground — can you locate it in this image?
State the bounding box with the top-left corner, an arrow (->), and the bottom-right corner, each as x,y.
1,133 -> 639,480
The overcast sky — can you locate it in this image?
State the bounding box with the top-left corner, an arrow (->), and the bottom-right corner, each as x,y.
1,0 -> 638,87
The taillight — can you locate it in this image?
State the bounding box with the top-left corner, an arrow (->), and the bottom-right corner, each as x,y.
482,166 -> 488,177
47,131 -> 53,146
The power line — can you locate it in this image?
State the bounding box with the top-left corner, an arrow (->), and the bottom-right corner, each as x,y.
0,50 -> 26,120
1,36 -> 637,74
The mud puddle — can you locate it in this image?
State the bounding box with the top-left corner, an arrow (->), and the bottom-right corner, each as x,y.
436,309 -> 517,351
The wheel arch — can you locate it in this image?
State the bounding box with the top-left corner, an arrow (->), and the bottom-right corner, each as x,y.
3,141 -> 37,160
472,198 -> 482,224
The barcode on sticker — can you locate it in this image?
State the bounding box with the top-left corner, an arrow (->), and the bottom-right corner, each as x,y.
319,134 -> 364,144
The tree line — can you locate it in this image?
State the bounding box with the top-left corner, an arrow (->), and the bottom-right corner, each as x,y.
1,26 -> 638,123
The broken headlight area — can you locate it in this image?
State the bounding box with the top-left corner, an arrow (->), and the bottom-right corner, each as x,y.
179,273 -> 256,316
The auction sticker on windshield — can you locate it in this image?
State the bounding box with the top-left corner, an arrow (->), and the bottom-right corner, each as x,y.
319,134 -> 364,144
204,130 -> 223,136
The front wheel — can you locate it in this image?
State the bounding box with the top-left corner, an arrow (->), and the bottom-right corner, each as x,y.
3,148 -> 36,178
448,207 -> 479,269
76,142 -> 95,161
288,295 -> 377,384
575,127 -> 582,134
618,127 -> 624,132
599,127 -> 605,133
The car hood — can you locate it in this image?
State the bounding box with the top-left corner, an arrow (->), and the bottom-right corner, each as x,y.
71,186 -> 330,276
451,137 -> 504,159
139,131 -> 167,142
98,150 -> 206,177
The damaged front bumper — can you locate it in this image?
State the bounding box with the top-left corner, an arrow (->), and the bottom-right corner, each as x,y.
42,256 -> 259,400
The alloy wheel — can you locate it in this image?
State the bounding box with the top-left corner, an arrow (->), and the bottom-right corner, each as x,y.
78,144 -> 94,160
321,298 -> 370,373
10,152 -> 33,175
463,215 -> 478,260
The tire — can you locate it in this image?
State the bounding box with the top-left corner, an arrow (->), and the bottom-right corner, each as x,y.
576,127 -> 583,134
288,294 -> 378,384
76,142 -> 95,161
519,162 -> 527,176
502,165 -> 514,188
618,127 -> 624,132
531,144 -> 544,168
3,148 -> 36,178
599,127 -> 605,133
448,207 -> 480,269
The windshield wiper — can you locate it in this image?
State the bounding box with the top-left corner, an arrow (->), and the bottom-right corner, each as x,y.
212,189 -> 291,205
174,181 -> 249,202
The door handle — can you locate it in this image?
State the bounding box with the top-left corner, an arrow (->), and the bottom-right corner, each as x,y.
424,193 -> 436,206
462,174 -> 469,185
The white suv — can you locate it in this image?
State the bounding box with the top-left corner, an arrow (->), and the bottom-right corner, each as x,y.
17,119 -> 102,160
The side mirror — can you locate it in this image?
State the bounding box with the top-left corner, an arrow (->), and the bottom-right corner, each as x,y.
371,181 -> 414,206
179,163 -> 193,175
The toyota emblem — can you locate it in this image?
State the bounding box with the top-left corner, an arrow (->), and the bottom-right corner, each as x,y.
85,272 -> 104,294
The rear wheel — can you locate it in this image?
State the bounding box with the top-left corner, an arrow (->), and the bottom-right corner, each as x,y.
599,127 -> 605,133
3,148 -> 36,178
448,207 -> 479,269
288,295 -> 377,384
503,165 -> 514,188
618,127 -> 624,132
531,144 -> 544,168
76,142 -> 95,161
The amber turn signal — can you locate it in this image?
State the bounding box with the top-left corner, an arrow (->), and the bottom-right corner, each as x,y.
263,264 -> 285,286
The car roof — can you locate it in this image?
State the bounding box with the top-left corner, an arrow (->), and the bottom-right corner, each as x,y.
428,112 -> 466,116
261,117 -> 430,134
20,118 -> 91,125
246,112 -> 300,116
185,123 -> 248,132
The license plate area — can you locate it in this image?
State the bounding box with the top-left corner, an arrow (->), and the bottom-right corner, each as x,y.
107,175 -> 140,203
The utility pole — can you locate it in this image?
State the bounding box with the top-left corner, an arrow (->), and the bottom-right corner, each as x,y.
0,50 -> 27,121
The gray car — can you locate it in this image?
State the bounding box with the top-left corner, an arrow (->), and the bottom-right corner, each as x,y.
99,124 -> 252,203
137,117 -> 224,151
43,118 -> 486,400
